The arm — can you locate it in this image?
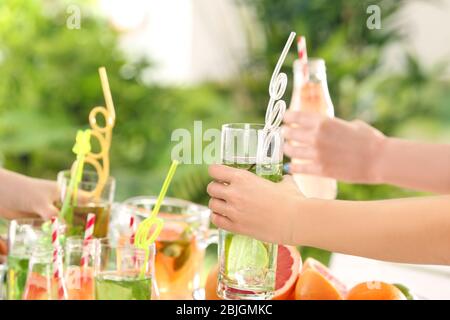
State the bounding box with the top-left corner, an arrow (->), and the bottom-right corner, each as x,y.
0,169 -> 59,219
283,111 -> 450,194
376,138 -> 450,194
207,164 -> 450,265
295,195 -> 450,265
0,207 -> 37,220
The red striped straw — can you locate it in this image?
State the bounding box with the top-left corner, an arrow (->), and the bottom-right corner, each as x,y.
297,36 -> 309,79
80,213 -> 96,268
51,217 -> 68,300
129,215 -> 138,266
129,215 -> 136,245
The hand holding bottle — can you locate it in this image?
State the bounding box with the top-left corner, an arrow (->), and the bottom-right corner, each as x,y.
289,58 -> 337,199
283,111 -> 450,194
283,111 -> 386,184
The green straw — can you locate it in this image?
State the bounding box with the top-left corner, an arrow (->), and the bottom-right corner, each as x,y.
60,130 -> 91,223
134,160 -> 179,277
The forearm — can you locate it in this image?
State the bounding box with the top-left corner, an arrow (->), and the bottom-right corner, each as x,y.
0,169 -> 31,212
0,207 -> 36,220
373,138 -> 450,193
293,196 -> 450,265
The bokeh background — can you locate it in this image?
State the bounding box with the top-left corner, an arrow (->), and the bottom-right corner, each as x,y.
1,0 -> 450,298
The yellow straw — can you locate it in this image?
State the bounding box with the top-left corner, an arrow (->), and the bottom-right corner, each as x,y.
134,160 -> 179,277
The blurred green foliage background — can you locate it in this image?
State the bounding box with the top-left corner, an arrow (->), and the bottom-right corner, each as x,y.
1,0 -> 450,266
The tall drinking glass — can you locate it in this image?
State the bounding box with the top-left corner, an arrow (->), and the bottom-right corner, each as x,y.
119,197 -> 217,300
57,170 -> 115,238
217,123 -> 283,300
6,219 -> 58,300
64,237 -> 98,300
94,243 -> 156,300
22,243 -> 54,300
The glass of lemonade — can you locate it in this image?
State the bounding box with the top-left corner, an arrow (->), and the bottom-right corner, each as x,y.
94,242 -> 156,300
7,218 -> 59,300
119,197 -> 217,300
57,170 -> 115,238
22,243 -> 54,300
64,237 -> 98,300
217,123 -> 283,300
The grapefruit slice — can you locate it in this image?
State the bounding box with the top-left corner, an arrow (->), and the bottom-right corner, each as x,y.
295,257 -> 347,300
23,272 -> 50,300
204,245 -> 302,300
272,245 -> 302,300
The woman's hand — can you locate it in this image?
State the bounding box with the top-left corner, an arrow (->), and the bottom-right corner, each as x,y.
21,178 -> 60,219
0,169 -> 60,220
207,164 -> 303,245
283,111 -> 386,184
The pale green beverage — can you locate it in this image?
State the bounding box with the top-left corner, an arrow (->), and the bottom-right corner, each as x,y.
95,273 -> 152,300
217,124 -> 283,300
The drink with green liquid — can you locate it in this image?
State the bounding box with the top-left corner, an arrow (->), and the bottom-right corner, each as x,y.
95,273 -> 152,300
94,243 -> 156,300
55,201 -> 111,238
57,170 -> 115,238
7,255 -> 29,300
6,219 -> 60,300
217,124 -> 283,300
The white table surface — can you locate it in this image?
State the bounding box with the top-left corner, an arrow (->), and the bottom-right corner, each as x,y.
330,253 -> 450,300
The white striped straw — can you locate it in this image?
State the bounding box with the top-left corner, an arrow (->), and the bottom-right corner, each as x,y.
80,213 -> 95,268
51,217 -> 68,300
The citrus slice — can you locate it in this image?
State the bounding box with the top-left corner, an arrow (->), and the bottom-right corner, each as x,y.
294,257 -> 347,300
347,281 -> 407,300
273,245 -> 302,300
225,234 -> 269,277
205,245 -> 301,300
23,272 -> 49,300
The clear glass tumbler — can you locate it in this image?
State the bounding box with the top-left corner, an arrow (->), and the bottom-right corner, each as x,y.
217,123 -> 283,300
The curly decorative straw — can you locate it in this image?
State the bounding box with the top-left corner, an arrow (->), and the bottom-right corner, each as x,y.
134,160 -> 179,278
258,32 -> 296,165
85,67 -> 116,199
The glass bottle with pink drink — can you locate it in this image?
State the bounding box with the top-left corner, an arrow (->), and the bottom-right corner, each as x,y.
289,57 -> 337,199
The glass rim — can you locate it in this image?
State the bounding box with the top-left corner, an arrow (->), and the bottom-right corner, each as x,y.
222,123 -> 267,131
65,236 -> 108,245
7,218 -> 46,226
57,169 -> 116,185
97,242 -> 155,254
28,242 -> 55,257
221,123 -> 282,134
8,218 -> 66,229
121,196 -> 210,223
